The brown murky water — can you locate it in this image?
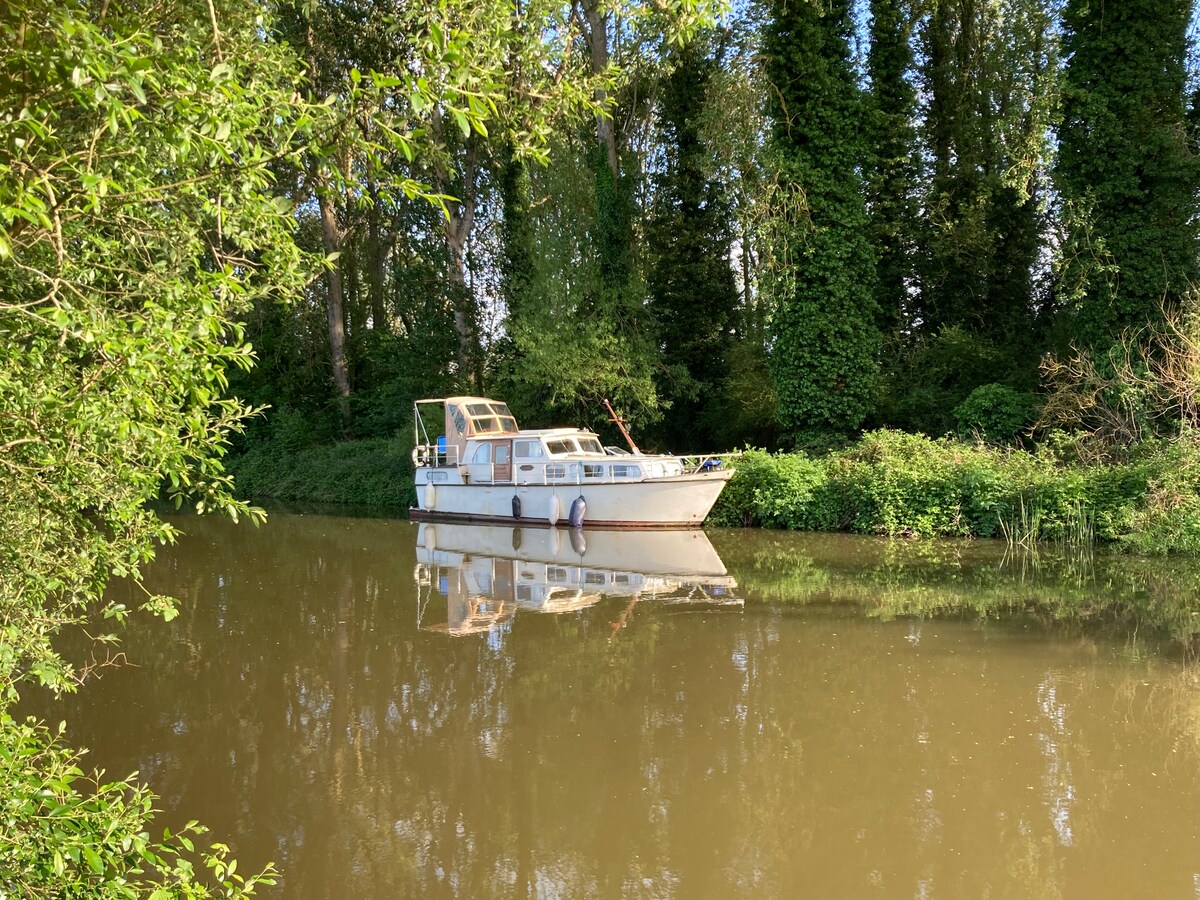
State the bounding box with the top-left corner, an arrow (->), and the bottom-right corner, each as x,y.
23,512 -> 1200,899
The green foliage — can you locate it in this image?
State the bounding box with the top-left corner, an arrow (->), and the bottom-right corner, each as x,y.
0,714 -> 274,898
873,326 -> 1035,434
228,438 -> 415,508
953,383 -> 1039,443
708,449 -> 825,528
712,429 -> 1188,548
0,0 -> 327,698
917,0 -> 1053,330
865,0 -> 918,334
493,134 -> 663,430
1121,436 -> 1200,555
645,36 -> 738,451
0,0 -> 335,888
762,0 -> 881,433
1057,0 -> 1200,347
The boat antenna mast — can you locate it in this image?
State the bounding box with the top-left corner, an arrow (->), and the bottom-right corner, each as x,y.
603,398 -> 642,455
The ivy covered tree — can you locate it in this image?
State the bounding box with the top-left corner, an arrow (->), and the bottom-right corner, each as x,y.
1057,0 -> 1200,349
763,0 -> 881,435
866,0 -> 918,336
646,37 -> 738,451
915,0 -> 1049,341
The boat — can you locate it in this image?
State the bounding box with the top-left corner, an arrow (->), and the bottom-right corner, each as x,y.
414,522 -> 741,635
410,397 -> 734,528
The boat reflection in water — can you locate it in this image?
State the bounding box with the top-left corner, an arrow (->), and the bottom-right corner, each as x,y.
414,522 -> 740,635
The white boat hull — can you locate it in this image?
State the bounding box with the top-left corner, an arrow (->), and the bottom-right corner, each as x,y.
412,469 -> 733,528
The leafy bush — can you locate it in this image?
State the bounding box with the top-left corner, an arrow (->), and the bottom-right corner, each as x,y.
953,383 -> 1039,443
708,450 -> 827,528
1,714 -> 275,898
713,428 -> 1186,550
1120,436 -> 1200,554
823,430 -> 1001,536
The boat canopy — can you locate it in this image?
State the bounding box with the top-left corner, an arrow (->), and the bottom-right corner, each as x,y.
414,397 -> 519,466
444,397 -> 519,439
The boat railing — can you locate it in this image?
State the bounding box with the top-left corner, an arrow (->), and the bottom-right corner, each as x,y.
419,451 -> 738,483
475,454 -> 738,486
676,451 -> 742,475
414,442 -> 460,468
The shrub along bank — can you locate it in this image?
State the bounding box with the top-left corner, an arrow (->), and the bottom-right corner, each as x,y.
708,429 -> 1200,554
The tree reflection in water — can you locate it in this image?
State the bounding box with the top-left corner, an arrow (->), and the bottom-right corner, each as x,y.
20,513 -> 1200,899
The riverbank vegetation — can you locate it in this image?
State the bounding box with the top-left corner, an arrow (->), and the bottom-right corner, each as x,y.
4,0 -> 1200,891
215,0 -> 1199,553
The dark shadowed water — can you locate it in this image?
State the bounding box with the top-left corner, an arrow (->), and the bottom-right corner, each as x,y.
22,512 -> 1200,899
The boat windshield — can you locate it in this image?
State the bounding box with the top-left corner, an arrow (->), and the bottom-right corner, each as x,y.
464,401 -> 518,435
546,436 -> 605,456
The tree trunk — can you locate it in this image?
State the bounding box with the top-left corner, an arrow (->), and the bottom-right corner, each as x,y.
430,131 -> 481,391
582,0 -> 618,178
366,177 -> 388,332
318,187 -> 352,433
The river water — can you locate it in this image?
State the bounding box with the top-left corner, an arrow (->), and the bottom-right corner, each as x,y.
24,511 -> 1200,898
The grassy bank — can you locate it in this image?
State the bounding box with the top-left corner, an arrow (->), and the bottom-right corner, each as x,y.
225,428 -> 1200,553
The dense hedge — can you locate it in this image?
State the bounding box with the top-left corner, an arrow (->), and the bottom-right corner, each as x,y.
227,438 -> 415,508
710,429 -> 1200,553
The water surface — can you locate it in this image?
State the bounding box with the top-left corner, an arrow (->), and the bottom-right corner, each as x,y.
26,513 -> 1200,899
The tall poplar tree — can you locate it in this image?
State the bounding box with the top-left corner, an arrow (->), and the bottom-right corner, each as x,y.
916,0 -> 1045,340
1057,0 -> 1200,348
646,38 -> 738,451
866,0 -> 918,335
763,0 -> 880,434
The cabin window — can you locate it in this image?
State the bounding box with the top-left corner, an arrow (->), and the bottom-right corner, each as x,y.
429,471 -> 449,483
471,443 -> 492,464
583,464 -> 605,479
515,440 -> 544,458
495,445 -> 510,465
577,437 -> 603,454
611,464 -> 641,479
546,439 -> 574,456
544,464 -> 567,480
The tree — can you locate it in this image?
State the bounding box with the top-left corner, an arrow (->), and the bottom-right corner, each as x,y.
0,0 -> 325,891
646,36 -> 738,451
763,0 -> 881,435
1057,0 -> 1200,349
915,0 -> 1050,341
866,0 -> 918,336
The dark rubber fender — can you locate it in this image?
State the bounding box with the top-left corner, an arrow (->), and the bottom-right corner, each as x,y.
568,495 -> 586,528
